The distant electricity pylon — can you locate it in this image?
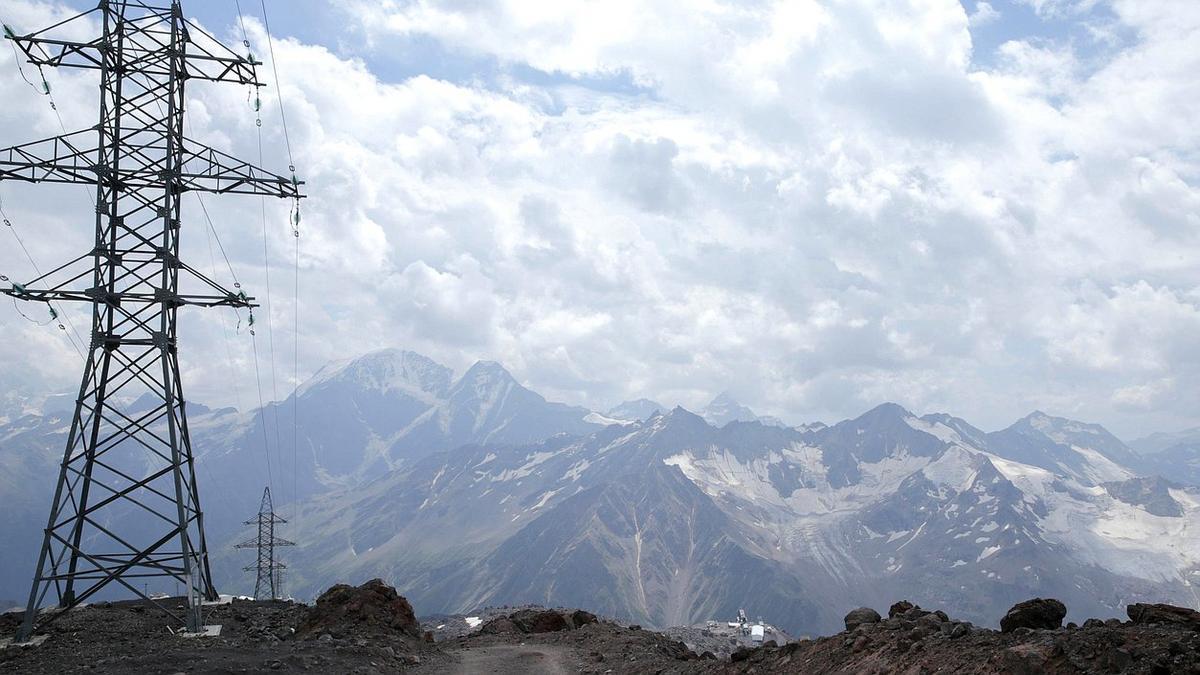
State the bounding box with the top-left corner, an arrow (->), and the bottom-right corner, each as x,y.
1,1 -> 303,640
236,487 -> 295,600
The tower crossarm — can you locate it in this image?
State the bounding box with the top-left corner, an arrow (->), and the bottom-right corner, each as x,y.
181,139 -> 304,198
0,133 -> 304,199
5,6 -> 262,86
0,130 -> 96,185
1,287 -> 258,309
242,515 -> 289,526
4,252 -> 260,310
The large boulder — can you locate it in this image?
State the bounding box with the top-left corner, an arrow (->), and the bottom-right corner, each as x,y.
1127,603 -> 1200,630
844,607 -> 882,631
483,608 -> 596,634
571,610 -> 599,628
297,579 -> 421,639
1000,598 -> 1066,633
889,601 -> 915,619
478,616 -> 518,634
510,608 -> 571,633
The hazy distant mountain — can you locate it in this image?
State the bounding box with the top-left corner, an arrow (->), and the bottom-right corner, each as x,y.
699,392 -> 789,428
1130,427 -> 1200,455
605,399 -> 666,422
1127,428 -> 1200,487
984,411 -> 1138,485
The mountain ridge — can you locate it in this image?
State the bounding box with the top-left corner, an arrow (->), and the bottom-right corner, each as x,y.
1,348 -> 1198,637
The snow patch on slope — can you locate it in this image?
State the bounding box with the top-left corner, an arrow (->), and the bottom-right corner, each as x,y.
904,416 -> 963,445
584,412 -> 633,426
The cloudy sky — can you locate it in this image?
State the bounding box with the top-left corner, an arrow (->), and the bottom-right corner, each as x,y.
0,0 -> 1197,438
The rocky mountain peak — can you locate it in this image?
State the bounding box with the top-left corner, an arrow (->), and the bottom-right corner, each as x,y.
989,410 -> 1136,486
459,360 -> 517,385
296,348 -> 453,399
859,401 -> 914,424
605,399 -> 666,422
1103,475 -> 1183,517
1013,410 -> 1110,441
700,391 -> 760,427
663,405 -> 711,427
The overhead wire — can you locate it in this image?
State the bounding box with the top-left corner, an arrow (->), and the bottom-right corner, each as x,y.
197,194 -> 244,412
250,0 -> 303,518
2,18 -> 91,359
233,0 -> 288,518
5,23 -> 70,140
258,0 -> 295,166
0,192 -> 86,359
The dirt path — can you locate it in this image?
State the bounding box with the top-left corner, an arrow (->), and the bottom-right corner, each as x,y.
418,643 -> 576,674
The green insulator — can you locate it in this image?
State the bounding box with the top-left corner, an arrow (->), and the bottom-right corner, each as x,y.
41,79 -> 50,95
253,94 -> 261,112
3,24 -> 17,39
248,312 -> 256,327
13,282 -> 27,295
49,307 -> 58,320
292,208 -> 301,226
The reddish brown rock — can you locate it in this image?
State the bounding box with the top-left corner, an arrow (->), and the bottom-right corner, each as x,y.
1128,603 -> 1200,630
296,579 -> 420,639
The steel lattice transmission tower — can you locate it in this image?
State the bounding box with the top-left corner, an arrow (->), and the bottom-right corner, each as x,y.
1,1 -> 303,640
236,486 -> 295,600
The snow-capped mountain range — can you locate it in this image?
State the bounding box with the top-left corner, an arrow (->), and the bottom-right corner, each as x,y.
1,349 -> 1198,634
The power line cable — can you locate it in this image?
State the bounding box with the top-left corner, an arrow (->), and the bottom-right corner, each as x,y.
235,1 -> 288,511
3,17 -> 96,360
258,0 -> 295,166
252,0 -> 303,515
198,194 -> 245,413
249,330 -> 276,501
263,0 -> 304,520
0,192 -> 86,359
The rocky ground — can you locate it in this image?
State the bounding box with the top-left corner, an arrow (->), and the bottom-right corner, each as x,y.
708,599 -> 1200,674
5,581 -> 1200,673
662,621 -> 793,660
0,581 -> 449,674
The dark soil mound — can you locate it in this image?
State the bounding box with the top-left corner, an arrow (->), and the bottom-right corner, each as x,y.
512,608 -> 571,633
480,608 -> 600,635
296,578 -> 420,639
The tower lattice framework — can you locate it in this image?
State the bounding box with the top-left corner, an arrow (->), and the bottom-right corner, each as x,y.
236,486 -> 294,600
1,0 -> 303,639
